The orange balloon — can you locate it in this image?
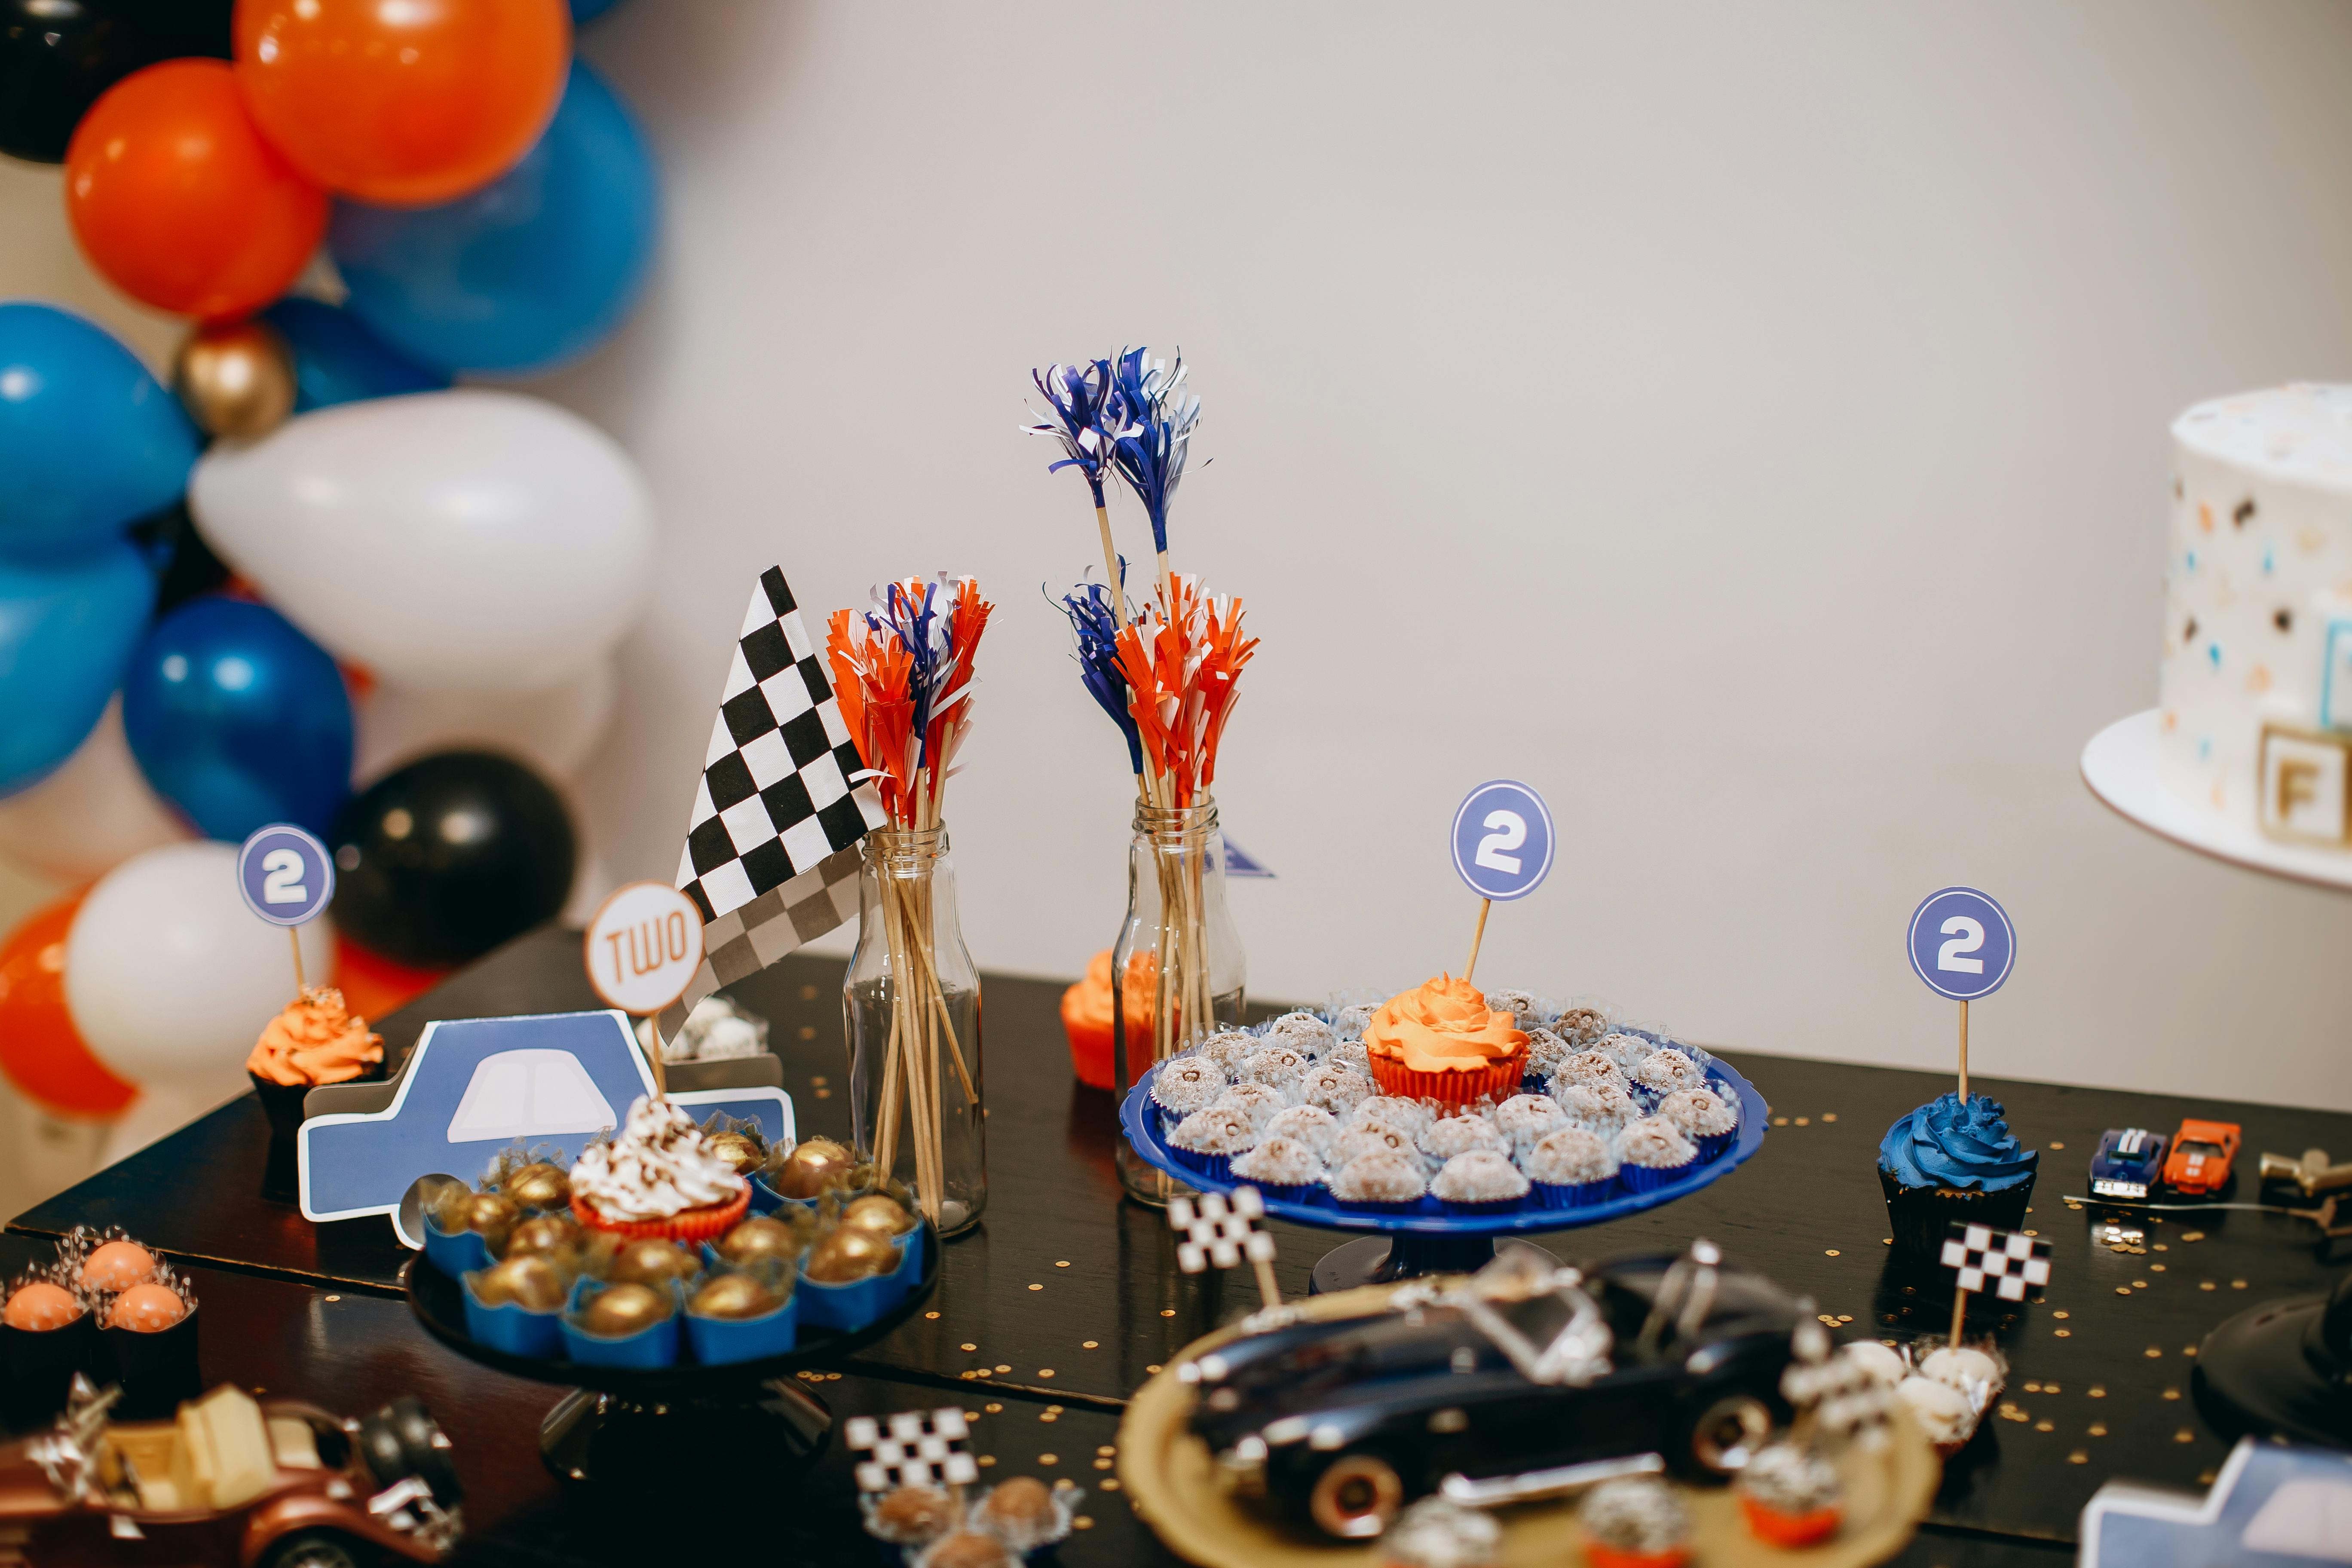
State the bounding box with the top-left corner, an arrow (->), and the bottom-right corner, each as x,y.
333,929 -> 446,1024
65,60 -> 328,321
0,895 -> 138,1119
235,0 -> 572,208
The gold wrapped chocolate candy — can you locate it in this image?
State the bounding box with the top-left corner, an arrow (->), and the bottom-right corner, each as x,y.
689,1272 -> 784,1320
502,1161 -> 570,1211
472,1255 -> 568,1313
606,1239 -> 697,1289
978,1475 -> 1059,1537
804,1225 -> 897,1284
870,1485 -> 956,1542
772,1137 -> 856,1200
578,1282 -> 671,1336
704,1132 -> 764,1177
718,1216 -> 805,1267
503,1214 -> 580,1262
841,1194 -> 917,1238
465,1192 -> 521,1250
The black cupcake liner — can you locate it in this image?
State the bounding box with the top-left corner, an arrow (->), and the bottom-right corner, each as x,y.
0,1313 -> 101,1420
1878,1166 -> 2035,1259
101,1304 -> 201,1418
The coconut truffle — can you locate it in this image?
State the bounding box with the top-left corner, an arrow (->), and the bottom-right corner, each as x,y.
1242,1044 -> 1310,1088
1169,1108 -> 1257,1159
1419,1113 -> 1508,1161
1199,1029 -> 1261,1075
1578,1477 -> 1690,1556
973,1475 -> 1075,1552
1632,1047 -> 1705,1096
1550,1002 -> 1614,1048
1302,1063 -> 1375,1117
1844,1341 -> 1908,1387
1552,1080 -> 1636,1132
1333,1122 -> 1419,1166
1264,1103 -> 1339,1159
1482,988 -> 1544,1031
1379,1496 -> 1502,1568
1522,1027 -> 1574,1081
1919,1344 -> 2004,1396
1592,1031 -> 1656,1074
1656,1086 -> 1739,1140
1739,1442 -> 1842,1516
1615,1117 -> 1698,1171
1552,1050 -> 1629,1093
1232,1135 -> 1326,1190
1353,1096 -> 1434,1136
1896,1375 -> 1975,1448
1330,1149 -> 1428,1205
1493,1093 -> 1568,1148
1431,1151 -> 1529,1206
1151,1056 -> 1227,1115
1210,1081 -> 1291,1128
1262,1011 -> 1336,1055
1324,1040 -> 1374,1076
1332,1003 -> 1380,1041
1523,1125 -> 1617,1186
863,1485 -> 959,1546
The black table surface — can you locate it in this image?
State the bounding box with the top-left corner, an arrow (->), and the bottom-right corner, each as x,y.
14,922 -> 2350,1559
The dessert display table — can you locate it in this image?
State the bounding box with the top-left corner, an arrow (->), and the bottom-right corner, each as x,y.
12,925 -> 2352,1563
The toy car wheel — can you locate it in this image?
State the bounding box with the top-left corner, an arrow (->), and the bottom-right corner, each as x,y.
263,1530 -> 364,1568
359,1396 -> 462,1507
1686,1392 -> 1773,1476
1307,1451 -> 1405,1539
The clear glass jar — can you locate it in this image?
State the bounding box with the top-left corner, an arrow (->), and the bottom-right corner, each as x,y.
845,827 -> 985,1236
1111,799 -> 1246,1206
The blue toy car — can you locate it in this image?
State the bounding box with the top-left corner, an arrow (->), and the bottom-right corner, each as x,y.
2090,1127 -> 2169,1200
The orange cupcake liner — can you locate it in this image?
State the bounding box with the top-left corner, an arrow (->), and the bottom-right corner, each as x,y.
1584,1544 -> 1689,1568
1739,1495 -> 1842,1547
571,1183 -> 750,1244
1365,1054 -> 1525,1107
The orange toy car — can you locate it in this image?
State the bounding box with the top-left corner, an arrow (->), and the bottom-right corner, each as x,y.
2163,1119 -> 2242,1197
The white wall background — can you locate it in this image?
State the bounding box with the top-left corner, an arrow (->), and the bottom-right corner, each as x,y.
8,1 -> 2352,1122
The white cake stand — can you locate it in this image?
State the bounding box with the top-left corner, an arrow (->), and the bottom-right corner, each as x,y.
2080,706 -> 2352,1446
2078,709 -> 2352,892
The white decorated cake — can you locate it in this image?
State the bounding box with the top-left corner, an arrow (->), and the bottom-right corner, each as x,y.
2161,384 -> 2352,845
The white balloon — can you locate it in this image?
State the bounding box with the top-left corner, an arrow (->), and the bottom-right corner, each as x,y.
354,658 -> 617,786
64,842 -> 334,1088
190,389 -> 655,692
0,697 -> 191,884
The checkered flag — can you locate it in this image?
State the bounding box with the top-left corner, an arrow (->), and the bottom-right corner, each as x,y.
1941,1222 -> 2052,1302
844,1407 -> 977,1495
1169,1186 -> 1275,1274
661,568 -> 886,1027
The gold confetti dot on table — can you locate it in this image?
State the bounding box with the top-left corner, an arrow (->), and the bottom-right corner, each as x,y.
2056,1329 -> 2071,1338
1028,1283 -> 1044,1291
1039,1369 -> 1055,1378
1056,1260 -> 1071,1268
1795,1117 -> 1810,1127
2036,1421 -> 2055,1432
2054,1311 -> 2070,1319
2024,1381 -> 2041,1393
996,1364 -> 1011,1373
959,1371 -> 977,1380
2184,1345 -> 2197,1357
2049,1141 -> 2065,1150
1040,1413 -> 1057,1423
1082,1340 -> 1099,1349
1093,1458 -> 1113,1470
977,1455 -> 996,1467
2174,1429 -> 2194,1443
2024,1229 -> 2038,1237
1837,1314 -> 1853,1323
797,1025 -> 815,1040
2151,1264 -> 2166,1273
815,1088 -> 831,1099
985,1403 -> 1002,1413
1883,1237 -> 1893,1246
926,1311 -> 940,1319
2066,1202 -> 2083,1212
1161,1309 -> 1175,1318
1075,1517 -> 1095,1529
1048,1405 -> 1063,1414
1054,1478 -> 1076,1491
2133,1280 -> 2149,1289
2181,1231 -> 2204,1243
2162,1385 -> 2183,1398
2198,1471 -> 2215,1485
2046,1384 -> 2061,1394
2089,1424 -> 2107,1436
1146,1364 -> 1162,1374
1773,1117 -> 1789,1126
964,1411 -> 979,1421
2153,1243 -> 2167,1252
810,1075 -> 827,1087
1097,1446 -> 1115,1456
2116,1287 -> 2132,1296
1102,1479 -> 1121,1492
799,984 -> 818,1001
962,1343 -> 978,1351
2147,1348 -> 2163,1358
2199,1280 -> 2216,1291
1039,1454 -> 1058,1465
2089,1387 -> 2106,1398
1825,1249 -> 1840,1257
2232,1279 -> 2248,1289
1822,1113 -> 1838,1122
2068,1450 -> 2089,1464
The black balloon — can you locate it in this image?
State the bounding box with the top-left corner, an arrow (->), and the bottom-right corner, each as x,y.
128,497 -> 231,619
331,751 -> 577,970
1,0 -> 233,164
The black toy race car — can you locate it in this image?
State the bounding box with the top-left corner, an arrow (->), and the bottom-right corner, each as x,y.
1185,1240 -> 1804,1539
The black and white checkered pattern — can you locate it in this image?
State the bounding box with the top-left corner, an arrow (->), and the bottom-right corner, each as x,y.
844,1407 -> 976,1494
1940,1222 -> 2052,1302
1168,1187 -> 1275,1274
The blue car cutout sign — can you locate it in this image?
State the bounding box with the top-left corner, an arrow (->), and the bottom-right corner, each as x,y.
2090,1127 -> 2169,1201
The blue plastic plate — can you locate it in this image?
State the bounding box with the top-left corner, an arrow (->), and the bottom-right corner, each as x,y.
1119,1058 -> 1769,1236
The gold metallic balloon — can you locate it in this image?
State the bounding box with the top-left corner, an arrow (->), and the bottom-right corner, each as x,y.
717,1216 -> 805,1268
473,1255 -> 567,1312
774,1137 -> 856,1200
805,1226 -> 896,1284
465,1192 -> 521,1250
704,1132 -> 764,1177
504,1162 -> 570,1211
579,1282 -> 670,1337
841,1194 -> 916,1238
172,318 -> 295,440
502,1214 -> 579,1263
606,1239 -> 696,1289
689,1273 -> 782,1320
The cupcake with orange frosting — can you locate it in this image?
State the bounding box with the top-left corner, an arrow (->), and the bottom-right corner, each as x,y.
1359,976 -> 1528,1107
247,986 -> 385,1139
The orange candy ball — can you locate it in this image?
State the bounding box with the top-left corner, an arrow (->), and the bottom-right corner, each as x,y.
64,60 -> 328,320
235,0 -> 572,208
3,1282 -> 82,1332
81,1240 -> 157,1293
109,1283 -> 187,1332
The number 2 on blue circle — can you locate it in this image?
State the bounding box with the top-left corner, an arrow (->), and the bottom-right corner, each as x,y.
1907,887 -> 2013,1001
1452,780 -> 1555,901
238,824 -> 336,928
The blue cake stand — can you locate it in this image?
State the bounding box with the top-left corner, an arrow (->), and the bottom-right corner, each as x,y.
1120,1062 -> 1769,1292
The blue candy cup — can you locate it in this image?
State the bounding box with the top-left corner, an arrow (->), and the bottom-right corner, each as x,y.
422,1215 -> 493,1278
561,1279 -> 683,1369
460,1274 -> 564,1357
686,1292 -> 798,1365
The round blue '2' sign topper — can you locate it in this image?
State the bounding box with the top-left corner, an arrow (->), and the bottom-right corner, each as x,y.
1907,886 -> 2014,1001
238,824 -> 335,928
1452,780 -> 1555,901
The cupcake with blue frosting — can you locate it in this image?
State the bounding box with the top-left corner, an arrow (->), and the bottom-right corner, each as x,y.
1877,1092 -> 2037,1257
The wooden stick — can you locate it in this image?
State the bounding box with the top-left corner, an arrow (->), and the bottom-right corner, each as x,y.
289,927 -> 306,994
1958,999 -> 1970,1104
643,1015 -> 667,1097
1948,1285 -> 1967,1349
1462,899 -> 1492,986
1251,1254 -> 1283,1311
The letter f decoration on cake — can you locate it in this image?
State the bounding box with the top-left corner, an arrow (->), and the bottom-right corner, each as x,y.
658,568 -> 888,1040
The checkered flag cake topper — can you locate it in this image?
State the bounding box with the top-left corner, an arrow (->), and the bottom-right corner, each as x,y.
1168,1186 -> 1275,1274
844,1407 -> 976,1494
1941,1222 -> 2052,1302
662,568 -> 887,1029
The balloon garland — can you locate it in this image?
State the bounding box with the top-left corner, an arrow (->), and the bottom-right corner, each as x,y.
0,0 -> 652,1119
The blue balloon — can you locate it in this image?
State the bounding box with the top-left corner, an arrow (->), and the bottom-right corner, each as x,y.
122,597 -> 353,841
0,541 -> 156,797
572,0 -> 625,19
260,297 -> 450,413
329,62 -> 657,376
0,302 -> 200,559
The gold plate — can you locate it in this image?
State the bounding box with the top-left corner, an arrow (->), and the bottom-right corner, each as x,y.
1117,1280 -> 1939,1568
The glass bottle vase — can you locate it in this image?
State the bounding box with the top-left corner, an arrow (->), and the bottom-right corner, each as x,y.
845,827 -> 986,1237
1111,799 -> 1246,1207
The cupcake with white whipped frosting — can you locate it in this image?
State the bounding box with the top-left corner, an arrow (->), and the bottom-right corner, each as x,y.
569,1096 -> 751,1243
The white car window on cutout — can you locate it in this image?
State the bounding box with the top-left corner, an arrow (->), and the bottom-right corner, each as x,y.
444,1050 -> 618,1144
